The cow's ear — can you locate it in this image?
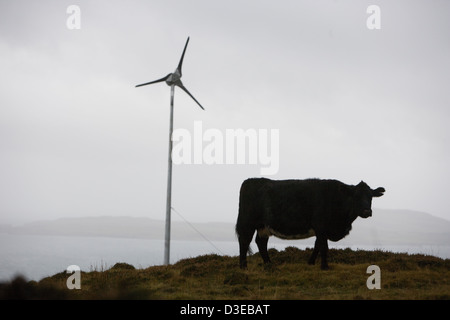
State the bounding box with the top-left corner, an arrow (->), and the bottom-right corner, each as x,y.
372,187 -> 385,197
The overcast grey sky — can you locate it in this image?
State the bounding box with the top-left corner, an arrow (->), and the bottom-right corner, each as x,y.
1,0 -> 449,225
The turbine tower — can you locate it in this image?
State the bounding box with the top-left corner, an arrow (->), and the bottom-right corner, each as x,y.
136,37 -> 204,265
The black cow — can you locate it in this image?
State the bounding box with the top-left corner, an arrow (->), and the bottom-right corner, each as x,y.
235,178 -> 385,270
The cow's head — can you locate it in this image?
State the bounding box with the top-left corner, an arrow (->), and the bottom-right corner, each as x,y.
353,181 -> 385,218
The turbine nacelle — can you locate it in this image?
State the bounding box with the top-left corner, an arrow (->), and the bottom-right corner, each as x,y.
165,72 -> 181,86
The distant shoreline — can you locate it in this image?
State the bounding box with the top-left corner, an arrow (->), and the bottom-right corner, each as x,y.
1,208 -> 450,247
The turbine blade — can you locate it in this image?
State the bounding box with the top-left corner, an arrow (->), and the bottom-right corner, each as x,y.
135,74 -> 170,87
177,83 -> 205,110
176,37 -> 190,77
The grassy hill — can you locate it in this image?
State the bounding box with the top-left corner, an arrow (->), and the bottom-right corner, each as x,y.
1,247 -> 449,300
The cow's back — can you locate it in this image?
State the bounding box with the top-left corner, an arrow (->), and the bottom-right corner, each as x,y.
265,179 -> 354,240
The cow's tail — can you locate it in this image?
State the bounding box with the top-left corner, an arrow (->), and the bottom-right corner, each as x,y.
236,178 -> 261,256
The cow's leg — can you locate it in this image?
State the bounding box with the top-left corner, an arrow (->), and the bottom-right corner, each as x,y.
238,231 -> 254,269
319,239 -> 329,270
308,237 -> 320,265
255,233 -> 271,264
308,235 -> 329,269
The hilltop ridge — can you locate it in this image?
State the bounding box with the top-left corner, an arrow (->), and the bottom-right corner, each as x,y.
1,247 -> 449,300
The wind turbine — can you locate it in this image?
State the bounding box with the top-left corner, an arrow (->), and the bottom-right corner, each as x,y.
136,37 -> 204,265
